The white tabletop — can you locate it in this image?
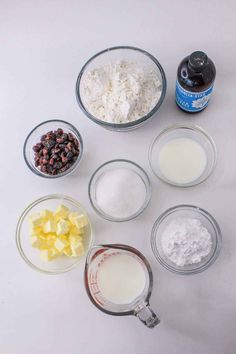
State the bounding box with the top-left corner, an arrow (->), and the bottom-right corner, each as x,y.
1,1 -> 236,353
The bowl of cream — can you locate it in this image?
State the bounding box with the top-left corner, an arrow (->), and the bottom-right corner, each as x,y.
149,124 -> 217,187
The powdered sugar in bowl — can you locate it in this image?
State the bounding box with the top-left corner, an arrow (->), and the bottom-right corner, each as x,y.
76,46 -> 166,131
151,205 -> 222,275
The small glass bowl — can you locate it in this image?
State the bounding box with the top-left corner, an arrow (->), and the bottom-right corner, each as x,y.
88,159 -> 151,222
23,120 -> 83,178
16,195 -> 93,274
149,124 -> 217,187
76,46 -> 167,132
151,205 -> 222,275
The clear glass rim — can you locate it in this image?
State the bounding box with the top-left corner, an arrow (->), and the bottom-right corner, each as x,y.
23,119 -> 84,179
16,194 -> 94,274
88,159 -> 151,222
148,123 -> 217,188
75,46 -> 167,129
151,204 -> 222,275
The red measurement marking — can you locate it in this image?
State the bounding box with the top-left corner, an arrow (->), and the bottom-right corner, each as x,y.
97,251 -> 122,267
93,290 -> 100,296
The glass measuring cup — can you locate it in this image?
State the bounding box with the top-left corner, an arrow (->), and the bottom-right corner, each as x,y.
84,244 -> 160,328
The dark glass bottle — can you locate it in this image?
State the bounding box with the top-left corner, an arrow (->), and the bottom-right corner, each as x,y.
175,51 -> 216,113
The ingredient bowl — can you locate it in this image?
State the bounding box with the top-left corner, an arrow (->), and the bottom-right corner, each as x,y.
149,124 -> 217,187
23,120 -> 83,178
88,159 -> 151,222
16,195 -> 93,274
151,205 -> 222,275
76,46 -> 167,131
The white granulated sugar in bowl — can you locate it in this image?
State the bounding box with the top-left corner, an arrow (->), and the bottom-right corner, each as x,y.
161,218 -> 212,267
95,168 -> 147,219
81,60 -> 162,124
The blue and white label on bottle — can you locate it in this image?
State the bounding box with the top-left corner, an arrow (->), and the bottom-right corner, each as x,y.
175,80 -> 214,112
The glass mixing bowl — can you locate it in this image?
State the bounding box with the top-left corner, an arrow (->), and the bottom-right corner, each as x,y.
76,46 -> 167,131
149,124 -> 217,187
16,195 -> 93,274
88,159 -> 151,222
151,205 -> 222,275
23,120 -> 83,178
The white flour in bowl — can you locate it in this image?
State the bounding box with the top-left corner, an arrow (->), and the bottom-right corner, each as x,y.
80,60 -> 162,124
161,218 -> 212,266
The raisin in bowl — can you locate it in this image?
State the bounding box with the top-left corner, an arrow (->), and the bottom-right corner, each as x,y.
23,120 -> 83,178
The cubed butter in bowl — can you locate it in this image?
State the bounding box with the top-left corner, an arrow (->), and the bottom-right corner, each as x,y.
16,195 -> 93,274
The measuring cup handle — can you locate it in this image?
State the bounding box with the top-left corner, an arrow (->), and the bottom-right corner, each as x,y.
135,303 -> 160,328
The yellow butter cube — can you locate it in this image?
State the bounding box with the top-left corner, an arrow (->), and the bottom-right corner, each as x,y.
30,235 -> 41,248
38,240 -> 49,250
69,233 -> 83,242
40,249 -> 50,261
54,204 -> 69,219
69,235 -> 84,257
54,238 -> 68,252
56,219 -> 69,235
30,226 -> 42,236
43,219 -> 56,233
69,225 -> 84,236
60,235 -> 70,245
71,242 -> 84,257
46,235 -> 57,247
40,209 -> 53,220
68,212 -> 79,224
47,233 -> 57,239
29,213 -> 43,228
40,248 -> 56,261
49,248 -> 58,259
38,232 -> 47,240
69,213 -> 88,229
63,246 -> 72,257
69,234 -> 83,245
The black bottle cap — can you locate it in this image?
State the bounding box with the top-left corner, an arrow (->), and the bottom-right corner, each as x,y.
188,51 -> 208,72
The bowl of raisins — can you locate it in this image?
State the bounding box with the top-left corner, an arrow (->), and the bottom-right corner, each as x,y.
23,120 -> 83,178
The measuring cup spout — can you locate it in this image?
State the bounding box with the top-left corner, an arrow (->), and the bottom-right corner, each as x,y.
134,302 -> 160,328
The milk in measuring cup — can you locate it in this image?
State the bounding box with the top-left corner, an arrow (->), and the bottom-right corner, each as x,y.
97,253 -> 146,305
85,244 -> 160,328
